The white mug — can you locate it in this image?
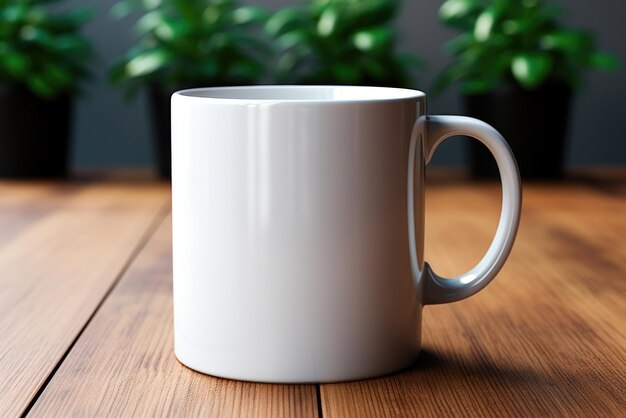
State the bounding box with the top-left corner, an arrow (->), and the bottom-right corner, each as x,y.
172,86 -> 521,383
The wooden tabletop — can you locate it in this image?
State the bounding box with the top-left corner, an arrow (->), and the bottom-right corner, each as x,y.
1,171 -> 624,417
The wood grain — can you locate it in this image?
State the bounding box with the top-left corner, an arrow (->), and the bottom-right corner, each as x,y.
28,214 -> 319,418
321,179 -> 626,417
0,181 -> 169,417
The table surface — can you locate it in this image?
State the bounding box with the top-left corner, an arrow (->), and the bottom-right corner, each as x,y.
0,171 -> 624,417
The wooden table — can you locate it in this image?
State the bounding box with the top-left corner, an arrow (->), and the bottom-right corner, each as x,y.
1,171 -> 624,417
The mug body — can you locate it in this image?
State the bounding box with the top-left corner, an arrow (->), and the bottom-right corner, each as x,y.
172,86 -> 427,383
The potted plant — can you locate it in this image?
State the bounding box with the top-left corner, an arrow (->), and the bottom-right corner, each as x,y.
436,0 -> 618,179
265,0 -> 420,87
0,1 -> 91,178
111,0 -> 271,178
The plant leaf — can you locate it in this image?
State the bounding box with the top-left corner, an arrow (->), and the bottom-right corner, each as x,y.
352,27 -> 392,52
540,30 -> 589,54
588,52 -> 619,70
109,61 -> 127,84
317,7 -> 338,37
231,59 -> 262,80
232,6 -> 268,25
28,75 -> 55,98
397,52 -> 423,69
135,10 -> 166,34
363,58 -> 386,78
142,0 -> 162,10
265,8 -> 301,37
2,51 -> 30,75
332,62 -> 360,83
474,7 -> 498,42
44,63 -> 73,87
153,19 -> 189,41
66,7 -> 92,25
125,49 -> 171,77
444,33 -> 473,54
111,1 -> 134,19
20,25 -> 51,43
3,5 -> 28,22
276,29 -> 309,50
198,61 -> 218,78
439,0 -> 477,23
462,78 -> 494,95
511,53 -> 552,88
276,50 -> 302,75
54,34 -> 90,54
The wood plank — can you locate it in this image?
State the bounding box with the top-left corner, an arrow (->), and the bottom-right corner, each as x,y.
321,181 -> 626,417
28,214 -> 319,418
0,182 -> 169,418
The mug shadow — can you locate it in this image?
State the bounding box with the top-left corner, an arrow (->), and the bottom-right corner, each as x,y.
335,347 -> 619,414
405,347 -> 561,384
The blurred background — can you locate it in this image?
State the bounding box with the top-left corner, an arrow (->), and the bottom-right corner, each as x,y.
1,0 -> 626,176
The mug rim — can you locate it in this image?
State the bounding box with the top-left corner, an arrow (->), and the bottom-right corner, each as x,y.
173,85 -> 425,104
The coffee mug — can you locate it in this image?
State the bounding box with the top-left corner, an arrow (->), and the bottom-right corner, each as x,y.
172,86 -> 521,383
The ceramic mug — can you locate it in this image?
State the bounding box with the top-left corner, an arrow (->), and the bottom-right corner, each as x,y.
172,86 -> 521,383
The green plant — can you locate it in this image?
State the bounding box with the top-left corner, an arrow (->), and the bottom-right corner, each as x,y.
110,0 -> 271,95
265,0 -> 420,87
0,0 -> 91,98
435,0 -> 618,94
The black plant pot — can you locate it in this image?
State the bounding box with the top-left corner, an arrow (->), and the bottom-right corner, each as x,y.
0,84 -> 72,178
464,81 -> 572,179
148,84 -> 175,179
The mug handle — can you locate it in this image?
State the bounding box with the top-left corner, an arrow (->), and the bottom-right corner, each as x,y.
408,115 -> 522,305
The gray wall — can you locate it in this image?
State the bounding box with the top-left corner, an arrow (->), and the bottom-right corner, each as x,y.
68,0 -> 626,169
